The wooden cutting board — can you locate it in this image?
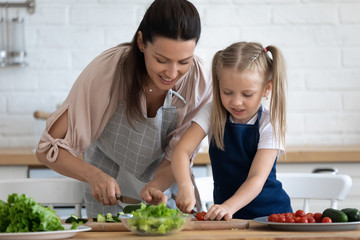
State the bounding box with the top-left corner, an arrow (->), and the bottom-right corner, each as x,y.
84,219 -> 249,232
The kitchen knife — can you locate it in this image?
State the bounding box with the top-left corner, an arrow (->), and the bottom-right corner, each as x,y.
115,193 -> 141,204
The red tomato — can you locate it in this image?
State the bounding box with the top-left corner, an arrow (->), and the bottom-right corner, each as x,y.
306,213 -> 314,218
307,217 -> 316,223
268,214 -> 279,222
313,212 -> 323,223
196,211 -> 207,221
299,216 -> 308,223
295,210 -> 306,217
321,217 -> 332,223
294,216 -> 302,223
285,212 -> 293,218
285,216 -> 295,223
277,215 -> 286,223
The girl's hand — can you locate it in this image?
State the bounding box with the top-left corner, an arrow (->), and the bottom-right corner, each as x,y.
88,168 -> 121,206
175,184 -> 196,213
140,185 -> 168,205
205,204 -> 233,221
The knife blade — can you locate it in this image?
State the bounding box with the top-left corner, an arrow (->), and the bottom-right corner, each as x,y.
191,209 -> 198,218
115,193 -> 141,204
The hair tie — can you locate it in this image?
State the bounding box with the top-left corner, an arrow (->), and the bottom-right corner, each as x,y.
264,47 -> 268,52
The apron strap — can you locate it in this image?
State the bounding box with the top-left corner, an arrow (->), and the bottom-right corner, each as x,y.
164,89 -> 186,108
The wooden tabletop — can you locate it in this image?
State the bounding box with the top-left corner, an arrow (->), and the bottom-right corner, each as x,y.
0,145 -> 360,167
68,221 -> 360,240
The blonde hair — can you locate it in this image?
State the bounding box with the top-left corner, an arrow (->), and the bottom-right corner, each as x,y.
211,42 -> 287,150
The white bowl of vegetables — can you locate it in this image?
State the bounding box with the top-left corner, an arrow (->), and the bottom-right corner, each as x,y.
119,203 -> 190,236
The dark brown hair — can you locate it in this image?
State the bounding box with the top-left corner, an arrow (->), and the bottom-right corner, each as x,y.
115,0 -> 201,125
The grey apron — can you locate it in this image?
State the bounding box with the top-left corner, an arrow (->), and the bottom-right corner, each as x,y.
83,89 -> 183,218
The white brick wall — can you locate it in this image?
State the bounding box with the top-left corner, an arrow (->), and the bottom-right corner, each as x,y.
0,0 -> 359,148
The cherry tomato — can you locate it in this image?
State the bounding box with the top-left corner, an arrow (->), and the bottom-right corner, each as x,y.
294,216 -> 302,223
307,217 -> 316,223
196,211 -> 207,221
295,210 -> 306,217
299,216 -> 308,223
268,214 -> 279,222
277,215 -> 286,223
321,217 -> 332,223
285,216 -> 295,223
313,212 -> 323,223
306,213 -> 314,218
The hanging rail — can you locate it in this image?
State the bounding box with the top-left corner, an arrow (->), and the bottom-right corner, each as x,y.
0,0 -> 35,14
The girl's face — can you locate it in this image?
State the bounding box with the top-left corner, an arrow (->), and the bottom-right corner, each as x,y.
138,33 -> 196,93
219,68 -> 271,124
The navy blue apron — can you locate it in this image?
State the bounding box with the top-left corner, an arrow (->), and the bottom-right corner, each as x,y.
209,107 -> 292,219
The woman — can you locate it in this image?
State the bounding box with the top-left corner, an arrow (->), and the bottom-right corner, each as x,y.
36,0 -> 211,218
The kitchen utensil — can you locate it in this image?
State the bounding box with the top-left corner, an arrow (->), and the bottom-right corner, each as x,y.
115,194 -> 141,204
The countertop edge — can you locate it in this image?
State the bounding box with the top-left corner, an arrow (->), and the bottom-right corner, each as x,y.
1,146 -> 360,166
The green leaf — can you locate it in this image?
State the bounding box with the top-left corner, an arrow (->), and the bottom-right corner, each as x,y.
0,193 -> 64,233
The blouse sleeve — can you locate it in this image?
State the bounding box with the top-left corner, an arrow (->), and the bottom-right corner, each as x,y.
164,56 -> 212,162
37,46 -> 125,162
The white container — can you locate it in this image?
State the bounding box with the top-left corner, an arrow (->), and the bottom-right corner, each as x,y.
6,17 -> 27,66
0,18 -> 6,67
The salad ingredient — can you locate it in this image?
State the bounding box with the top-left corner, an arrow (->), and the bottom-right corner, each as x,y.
93,213 -> 120,222
295,210 -> 305,217
65,214 -> 88,224
321,217 -> 332,223
126,202 -> 187,235
268,208 -> 360,224
196,211 -> 207,221
341,208 -> 360,222
313,212 -> 323,223
96,213 -> 106,222
0,193 -> 64,233
322,208 -> 348,222
123,204 -> 142,213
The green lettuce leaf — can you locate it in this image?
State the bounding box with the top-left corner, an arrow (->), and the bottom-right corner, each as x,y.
0,193 -> 64,233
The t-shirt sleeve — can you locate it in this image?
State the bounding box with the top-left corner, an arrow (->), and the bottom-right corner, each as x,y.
258,108 -> 285,155
193,101 -> 212,134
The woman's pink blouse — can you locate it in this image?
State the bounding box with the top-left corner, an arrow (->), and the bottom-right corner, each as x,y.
37,45 -> 212,163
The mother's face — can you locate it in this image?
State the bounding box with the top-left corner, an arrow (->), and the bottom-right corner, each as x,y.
137,32 -> 196,92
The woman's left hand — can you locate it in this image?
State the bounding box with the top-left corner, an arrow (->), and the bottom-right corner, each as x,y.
205,204 -> 233,221
140,185 -> 168,205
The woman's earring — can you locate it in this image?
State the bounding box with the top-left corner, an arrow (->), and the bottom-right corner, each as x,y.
139,48 -> 143,53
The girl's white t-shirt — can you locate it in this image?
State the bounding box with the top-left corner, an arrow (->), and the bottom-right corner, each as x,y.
193,102 -> 284,154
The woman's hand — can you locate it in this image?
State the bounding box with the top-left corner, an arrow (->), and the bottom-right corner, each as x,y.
88,168 -> 121,206
175,184 -> 196,213
140,184 -> 168,205
205,204 -> 233,221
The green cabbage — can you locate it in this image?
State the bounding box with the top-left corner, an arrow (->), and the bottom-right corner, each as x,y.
0,193 -> 64,233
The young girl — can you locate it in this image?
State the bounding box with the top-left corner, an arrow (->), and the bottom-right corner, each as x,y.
171,42 -> 292,220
